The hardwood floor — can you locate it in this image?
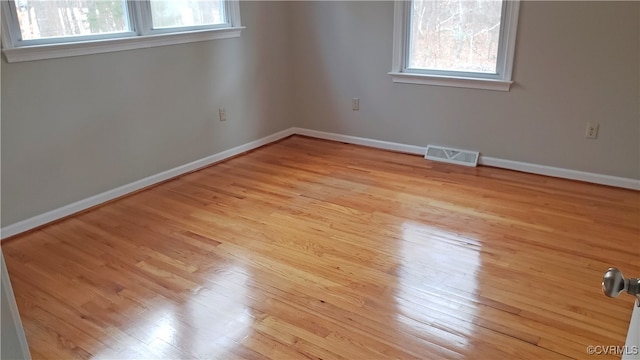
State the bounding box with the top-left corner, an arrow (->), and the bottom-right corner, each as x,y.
2,135 -> 639,359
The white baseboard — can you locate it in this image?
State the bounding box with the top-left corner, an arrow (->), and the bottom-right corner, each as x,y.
477,157 -> 640,190
292,127 -> 640,191
0,128 -> 295,240
293,128 -> 426,155
3,126 -> 638,239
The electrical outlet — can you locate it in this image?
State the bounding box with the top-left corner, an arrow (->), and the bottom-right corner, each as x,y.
352,98 -> 359,111
585,122 -> 599,139
219,108 -> 227,122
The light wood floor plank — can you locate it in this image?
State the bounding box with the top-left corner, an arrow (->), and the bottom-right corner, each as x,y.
3,135 -> 638,359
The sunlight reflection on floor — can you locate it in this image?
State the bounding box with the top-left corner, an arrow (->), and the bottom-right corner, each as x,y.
186,262 -> 256,357
394,222 -> 482,350
91,262 -> 258,358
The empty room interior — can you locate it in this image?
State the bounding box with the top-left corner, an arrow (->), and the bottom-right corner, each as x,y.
1,0 -> 639,359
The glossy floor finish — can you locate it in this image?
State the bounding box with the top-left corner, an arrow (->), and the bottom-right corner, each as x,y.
3,136 -> 639,359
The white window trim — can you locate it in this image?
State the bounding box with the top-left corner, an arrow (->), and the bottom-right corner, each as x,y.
389,0 -> 520,92
1,0 -> 243,63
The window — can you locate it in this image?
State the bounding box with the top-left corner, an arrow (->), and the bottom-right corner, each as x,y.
1,0 -> 243,63
149,0 -> 225,30
13,0 -> 132,42
389,0 -> 520,91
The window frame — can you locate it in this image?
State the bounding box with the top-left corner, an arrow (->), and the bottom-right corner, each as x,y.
1,0 -> 243,63
389,0 -> 520,91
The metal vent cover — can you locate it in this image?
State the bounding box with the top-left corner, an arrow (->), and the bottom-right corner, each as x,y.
425,145 -> 479,167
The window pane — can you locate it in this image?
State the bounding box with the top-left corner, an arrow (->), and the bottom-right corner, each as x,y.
15,0 -> 129,41
408,0 -> 503,74
149,0 -> 226,29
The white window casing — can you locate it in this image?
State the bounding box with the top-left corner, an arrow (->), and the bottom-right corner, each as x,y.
1,0 -> 243,63
389,0 -> 520,91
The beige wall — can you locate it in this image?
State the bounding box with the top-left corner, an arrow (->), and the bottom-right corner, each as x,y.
2,1 -> 639,228
1,1 -> 294,226
292,1 -> 639,179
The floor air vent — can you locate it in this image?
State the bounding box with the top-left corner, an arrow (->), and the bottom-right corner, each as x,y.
425,145 -> 479,167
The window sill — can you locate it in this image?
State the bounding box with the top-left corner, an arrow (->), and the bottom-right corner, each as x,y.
2,26 -> 245,63
388,72 -> 513,92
